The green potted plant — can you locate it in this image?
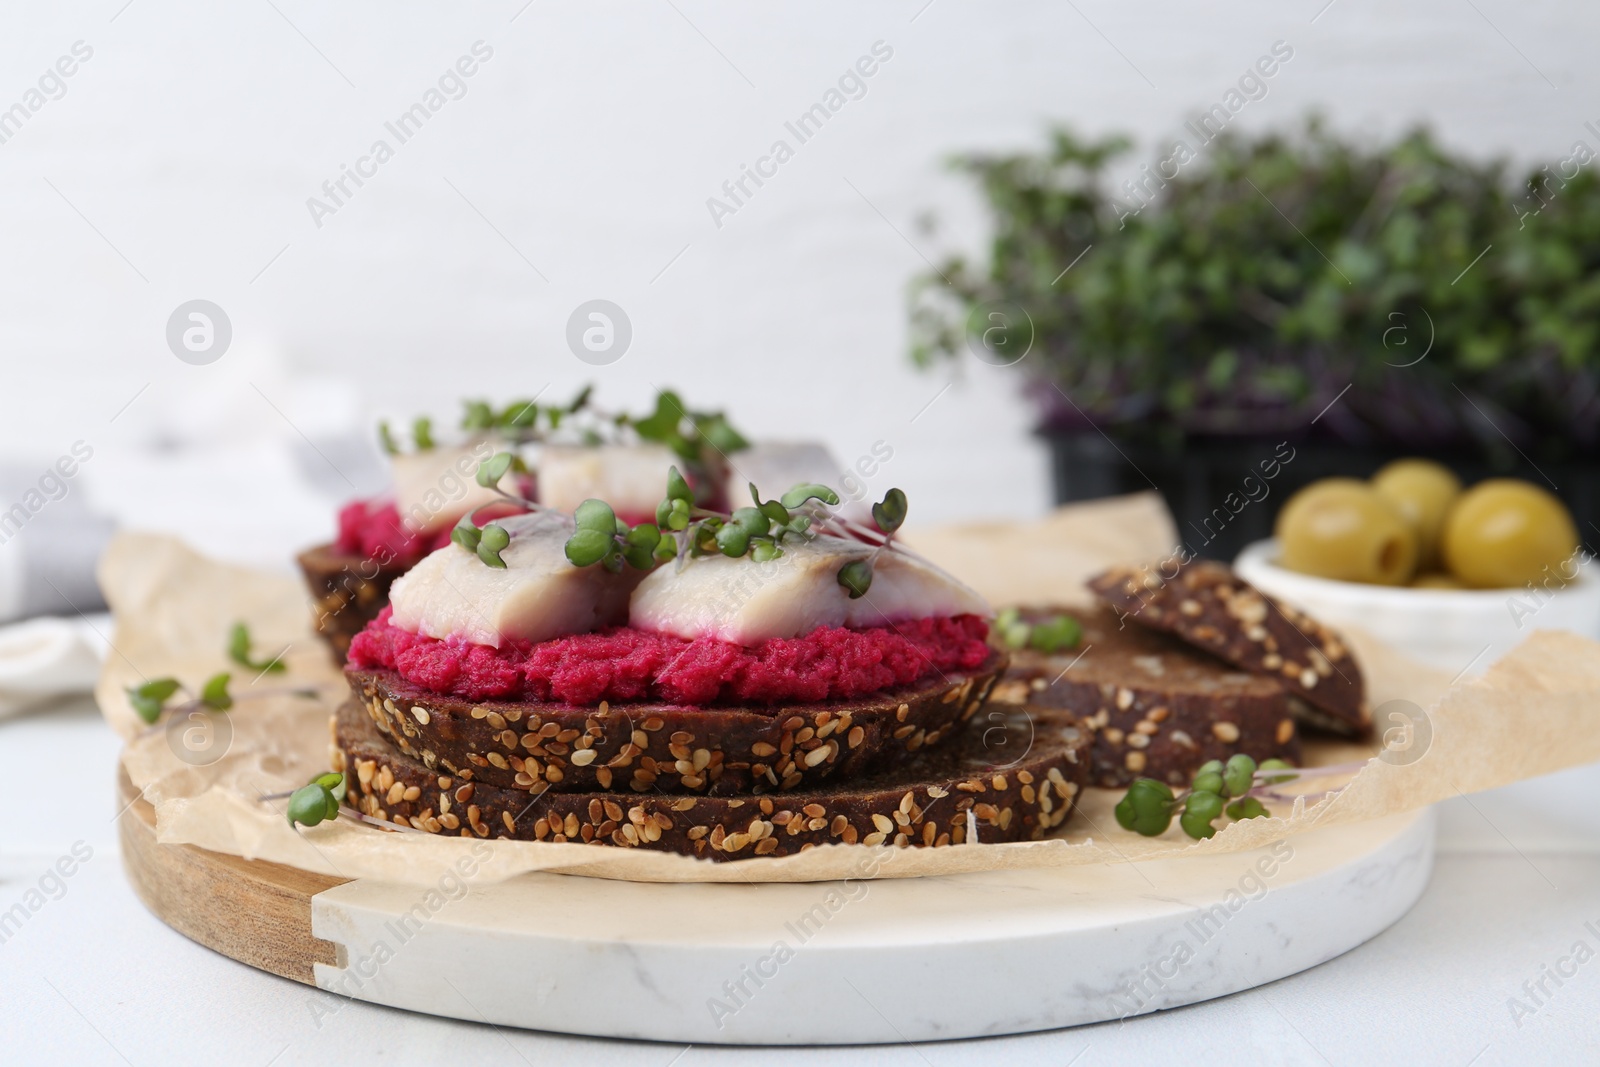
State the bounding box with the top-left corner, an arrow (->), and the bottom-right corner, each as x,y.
911,118 -> 1600,559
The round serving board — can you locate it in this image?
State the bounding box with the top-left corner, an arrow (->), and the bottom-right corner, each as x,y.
118,772 -> 1434,1044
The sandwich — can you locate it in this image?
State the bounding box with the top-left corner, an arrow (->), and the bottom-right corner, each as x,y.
330,466 -> 1091,857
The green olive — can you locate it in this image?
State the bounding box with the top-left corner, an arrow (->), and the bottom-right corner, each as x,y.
1276,478 -> 1418,585
1441,479 -> 1578,589
1411,572 -> 1466,590
1372,459 -> 1461,570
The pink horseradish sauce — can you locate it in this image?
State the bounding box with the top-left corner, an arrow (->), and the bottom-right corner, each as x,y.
334,499 -> 535,565
334,501 -> 449,565
346,607 -> 991,706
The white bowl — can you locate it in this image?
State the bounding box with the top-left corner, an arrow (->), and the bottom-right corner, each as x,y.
1234,539 -> 1600,677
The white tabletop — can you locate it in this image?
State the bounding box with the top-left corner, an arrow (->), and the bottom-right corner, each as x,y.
2,696 -> 1595,1066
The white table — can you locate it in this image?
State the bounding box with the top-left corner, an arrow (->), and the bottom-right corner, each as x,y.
3,696 -> 1596,1066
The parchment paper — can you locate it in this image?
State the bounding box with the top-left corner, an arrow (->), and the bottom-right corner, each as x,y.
99,493 -> 1600,884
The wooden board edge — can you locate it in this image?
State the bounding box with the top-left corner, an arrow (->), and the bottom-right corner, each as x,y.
117,768 -> 350,985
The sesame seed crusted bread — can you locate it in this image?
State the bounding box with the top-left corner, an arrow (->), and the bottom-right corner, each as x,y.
332,696 -> 1090,858
345,650 -> 1007,797
298,543 -> 407,664
989,609 -> 1299,788
1087,560 -> 1370,736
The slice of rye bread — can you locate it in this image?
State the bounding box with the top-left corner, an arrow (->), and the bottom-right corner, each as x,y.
1087,560 -> 1370,736
298,544 -> 410,664
346,651 -> 1007,797
988,609 -> 1299,788
332,696 -> 1090,857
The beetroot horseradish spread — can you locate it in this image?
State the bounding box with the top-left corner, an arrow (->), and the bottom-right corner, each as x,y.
348,608 -> 989,705
335,500 -> 449,564
334,499 -> 533,565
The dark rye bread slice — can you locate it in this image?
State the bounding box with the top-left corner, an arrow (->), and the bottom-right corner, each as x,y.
1088,560 -> 1370,736
332,696 -> 1090,858
988,609 -> 1299,788
298,543 -> 410,664
345,651 -> 1007,797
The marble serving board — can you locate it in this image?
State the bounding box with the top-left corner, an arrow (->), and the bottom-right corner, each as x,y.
119,768 -> 1434,1045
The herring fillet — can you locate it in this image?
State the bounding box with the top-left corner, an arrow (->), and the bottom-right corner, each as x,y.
731,441 -> 872,525
390,438 -> 508,534
630,534 -> 991,644
537,443 -> 679,518
388,511 -> 640,647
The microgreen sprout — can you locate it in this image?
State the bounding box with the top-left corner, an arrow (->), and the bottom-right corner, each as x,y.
376,415 -> 437,455
200,672 -> 233,712
286,772 -> 347,830
228,622 -> 286,674
993,608 -> 1083,653
551,467 -> 917,597
453,385 -> 742,466
126,677 -> 181,724
412,416 -> 435,451
459,384 -> 592,439
625,389 -> 749,464
128,625 -> 326,725
125,673 -> 233,724
1114,754 -> 1299,840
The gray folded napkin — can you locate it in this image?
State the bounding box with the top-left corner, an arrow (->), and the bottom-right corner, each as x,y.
0,463 -> 115,624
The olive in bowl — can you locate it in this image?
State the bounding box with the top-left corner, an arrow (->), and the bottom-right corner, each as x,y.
1372,459 -> 1461,571
1275,478 -> 1418,586
1441,479 -> 1579,589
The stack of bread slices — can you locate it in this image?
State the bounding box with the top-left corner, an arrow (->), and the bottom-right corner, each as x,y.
993,559 -> 1369,789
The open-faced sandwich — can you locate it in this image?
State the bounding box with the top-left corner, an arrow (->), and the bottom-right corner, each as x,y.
327,462 -> 1091,858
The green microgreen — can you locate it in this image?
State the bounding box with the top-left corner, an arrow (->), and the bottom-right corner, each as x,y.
625,390 -> 750,464
836,559 -> 873,598
475,450 -> 515,488
451,515 -> 483,553
127,677 -> 182,724
1114,754 -> 1297,840
871,488 -> 907,535
553,468 -> 918,598
200,672 -> 233,712
994,608 -> 1083,653
476,523 -> 510,568
377,420 -> 400,456
779,483 -> 841,510
287,771 -> 347,830
129,627 -> 326,726
458,387 -> 589,438
412,416 -> 435,451
126,672 -> 235,722
461,400 -> 495,431
228,622 -> 286,674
